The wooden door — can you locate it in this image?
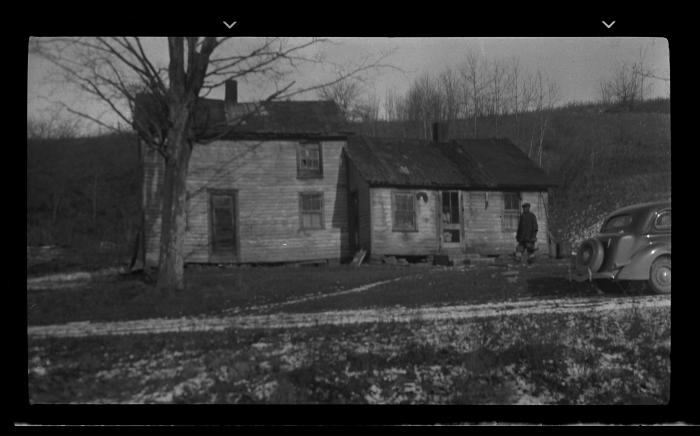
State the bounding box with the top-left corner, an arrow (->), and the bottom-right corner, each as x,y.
348,190 -> 360,252
210,190 -> 238,260
440,191 -> 461,249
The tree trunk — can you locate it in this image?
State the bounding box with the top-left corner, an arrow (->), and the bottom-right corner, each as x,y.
156,113 -> 193,292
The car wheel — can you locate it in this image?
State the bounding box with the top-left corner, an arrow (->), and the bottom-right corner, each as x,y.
576,239 -> 605,273
649,257 -> 671,294
595,279 -> 625,294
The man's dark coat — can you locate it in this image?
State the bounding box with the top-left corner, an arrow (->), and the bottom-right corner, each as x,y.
516,210 -> 538,242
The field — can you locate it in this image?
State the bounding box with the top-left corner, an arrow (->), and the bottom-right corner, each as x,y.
27,260 -> 671,405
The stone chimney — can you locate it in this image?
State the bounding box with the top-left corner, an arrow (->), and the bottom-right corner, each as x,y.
432,121 -> 450,143
225,79 -> 238,104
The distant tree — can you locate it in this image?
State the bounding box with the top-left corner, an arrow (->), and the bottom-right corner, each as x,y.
32,37 -> 392,291
458,52 -> 490,138
529,70 -> 559,167
316,77 -> 362,120
599,48 -> 656,109
27,113 -> 82,139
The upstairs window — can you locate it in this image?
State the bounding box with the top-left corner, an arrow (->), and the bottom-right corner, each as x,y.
502,192 -> 521,231
299,192 -> 324,230
297,142 -> 323,178
393,191 -> 417,232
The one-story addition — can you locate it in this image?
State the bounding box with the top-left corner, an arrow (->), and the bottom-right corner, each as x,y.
140,81 -> 556,266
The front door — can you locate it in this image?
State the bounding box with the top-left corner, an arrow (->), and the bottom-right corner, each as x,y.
440,191 -> 461,249
210,190 -> 238,261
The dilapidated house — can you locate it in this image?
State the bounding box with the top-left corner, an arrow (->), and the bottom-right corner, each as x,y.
141,81 -> 353,266
344,131 -> 556,262
140,81 -> 556,266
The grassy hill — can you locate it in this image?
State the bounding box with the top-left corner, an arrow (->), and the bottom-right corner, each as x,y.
27,132 -> 141,270
26,99 -> 670,271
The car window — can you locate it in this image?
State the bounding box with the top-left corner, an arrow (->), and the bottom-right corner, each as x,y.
602,214 -> 633,232
654,210 -> 671,230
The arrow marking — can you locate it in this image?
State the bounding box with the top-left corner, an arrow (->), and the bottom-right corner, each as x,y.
223,21 -> 237,29
602,20 -> 615,28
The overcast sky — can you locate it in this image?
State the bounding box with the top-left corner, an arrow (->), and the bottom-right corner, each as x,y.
27,37 -> 670,134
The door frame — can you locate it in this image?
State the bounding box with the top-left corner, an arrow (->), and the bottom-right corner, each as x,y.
439,190 -> 463,250
207,188 -> 239,262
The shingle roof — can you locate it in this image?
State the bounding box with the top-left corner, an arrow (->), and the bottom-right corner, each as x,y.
193,99 -> 349,138
345,136 -> 466,188
440,139 -> 557,189
345,135 -> 557,189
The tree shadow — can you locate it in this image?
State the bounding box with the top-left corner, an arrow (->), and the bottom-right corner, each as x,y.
526,276 -> 597,298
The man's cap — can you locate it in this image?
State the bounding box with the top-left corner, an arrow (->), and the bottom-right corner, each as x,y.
522,202 -> 531,208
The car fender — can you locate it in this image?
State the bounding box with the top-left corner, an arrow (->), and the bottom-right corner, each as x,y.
616,244 -> 671,280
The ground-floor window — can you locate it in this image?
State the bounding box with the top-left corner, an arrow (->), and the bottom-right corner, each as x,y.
393,191 -> 417,232
299,192 -> 324,229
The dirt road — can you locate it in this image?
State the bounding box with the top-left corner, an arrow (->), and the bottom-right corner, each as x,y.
28,293 -> 670,339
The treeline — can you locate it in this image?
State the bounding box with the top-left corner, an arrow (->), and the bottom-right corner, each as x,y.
27,132 -> 141,250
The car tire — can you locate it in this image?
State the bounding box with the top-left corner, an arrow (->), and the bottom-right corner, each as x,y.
576,238 -> 605,273
648,257 -> 671,294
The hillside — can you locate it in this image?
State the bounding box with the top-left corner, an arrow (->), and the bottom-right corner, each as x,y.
27,132 -> 141,261
26,100 -> 671,268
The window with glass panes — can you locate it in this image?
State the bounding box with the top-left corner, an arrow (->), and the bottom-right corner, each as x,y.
297,142 -> 322,178
299,192 -> 324,229
393,192 -> 416,231
502,192 -> 521,231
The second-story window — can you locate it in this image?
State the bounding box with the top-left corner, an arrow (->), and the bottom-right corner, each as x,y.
297,142 -> 323,178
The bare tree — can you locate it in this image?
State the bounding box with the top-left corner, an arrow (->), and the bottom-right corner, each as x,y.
27,113 -> 82,139
32,37 -> 392,291
529,70 -> 559,167
599,49 -> 655,109
458,52 -> 490,138
316,77 -> 362,120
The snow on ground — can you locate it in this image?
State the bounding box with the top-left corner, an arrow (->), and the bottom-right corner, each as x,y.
28,293 -> 670,339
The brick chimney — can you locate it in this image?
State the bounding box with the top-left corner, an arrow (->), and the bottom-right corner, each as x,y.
432,121 -> 450,143
225,79 -> 238,104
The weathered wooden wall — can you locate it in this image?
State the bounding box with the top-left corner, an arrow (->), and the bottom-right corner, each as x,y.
143,139 -> 349,265
363,188 -> 550,257
369,188 -> 440,256
463,190 -> 549,254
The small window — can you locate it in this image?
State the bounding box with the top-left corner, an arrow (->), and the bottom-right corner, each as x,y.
502,192 -> 520,231
393,192 -> 417,231
299,192 -> 324,229
297,142 -> 323,178
654,210 -> 671,230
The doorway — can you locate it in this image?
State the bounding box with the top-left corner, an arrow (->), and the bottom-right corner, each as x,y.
440,191 -> 461,249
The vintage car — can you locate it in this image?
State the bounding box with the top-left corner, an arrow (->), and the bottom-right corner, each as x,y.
573,201 -> 671,294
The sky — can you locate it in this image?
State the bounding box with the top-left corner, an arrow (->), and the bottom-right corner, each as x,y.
27,37 -> 670,134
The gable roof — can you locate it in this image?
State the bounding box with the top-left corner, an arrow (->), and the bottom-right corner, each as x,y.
345,136 -> 466,188
440,138 -> 557,189
194,99 -> 349,138
134,93 -> 349,140
345,135 -> 557,190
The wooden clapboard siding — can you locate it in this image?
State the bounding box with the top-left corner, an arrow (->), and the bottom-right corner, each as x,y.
463,190 -> 549,254
370,188 -> 439,256
143,139 -> 349,264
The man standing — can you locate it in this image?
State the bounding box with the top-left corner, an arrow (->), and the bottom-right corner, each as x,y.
516,202 -> 538,265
